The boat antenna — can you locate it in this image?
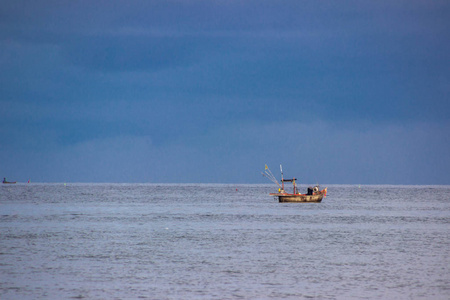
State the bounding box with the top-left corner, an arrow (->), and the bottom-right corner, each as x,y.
261,165 -> 282,188
280,164 -> 284,191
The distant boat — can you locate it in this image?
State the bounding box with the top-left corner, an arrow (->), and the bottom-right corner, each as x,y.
262,165 -> 327,203
3,178 -> 16,184
270,185 -> 327,203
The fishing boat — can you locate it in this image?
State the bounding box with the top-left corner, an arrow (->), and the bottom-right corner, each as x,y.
2,178 -> 16,184
262,165 -> 327,203
270,184 -> 327,203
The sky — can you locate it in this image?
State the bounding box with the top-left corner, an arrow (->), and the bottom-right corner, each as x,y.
0,0 -> 449,184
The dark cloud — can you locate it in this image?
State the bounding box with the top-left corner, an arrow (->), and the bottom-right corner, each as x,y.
62,36 -> 202,72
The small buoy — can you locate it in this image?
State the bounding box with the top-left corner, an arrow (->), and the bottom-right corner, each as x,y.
236,188 -> 238,191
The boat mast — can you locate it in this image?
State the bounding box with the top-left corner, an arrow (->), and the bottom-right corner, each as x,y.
280,164 -> 284,192
292,178 -> 296,194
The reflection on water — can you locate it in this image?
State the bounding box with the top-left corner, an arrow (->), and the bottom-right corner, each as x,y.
1,184 -> 449,299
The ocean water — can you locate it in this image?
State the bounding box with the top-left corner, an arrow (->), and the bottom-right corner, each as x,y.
0,183 -> 449,299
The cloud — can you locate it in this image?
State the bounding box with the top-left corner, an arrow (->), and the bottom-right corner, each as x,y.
54,120 -> 450,183
1,117 -> 449,184
61,36 -> 205,72
1,1 -> 449,184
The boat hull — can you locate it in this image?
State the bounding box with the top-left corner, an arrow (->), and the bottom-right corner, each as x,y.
270,188 -> 327,203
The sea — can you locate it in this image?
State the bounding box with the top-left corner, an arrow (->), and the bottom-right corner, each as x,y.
0,183 -> 449,299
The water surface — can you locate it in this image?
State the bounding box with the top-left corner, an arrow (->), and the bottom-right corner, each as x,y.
1,184 -> 449,299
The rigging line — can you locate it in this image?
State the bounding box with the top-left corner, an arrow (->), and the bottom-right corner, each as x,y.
266,167 -> 279,185
266,172 -> 280,185
264,170 -> 278,184
261,173 -> 282,187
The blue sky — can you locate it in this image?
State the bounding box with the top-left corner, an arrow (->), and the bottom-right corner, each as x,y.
1,1 -> 449,184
